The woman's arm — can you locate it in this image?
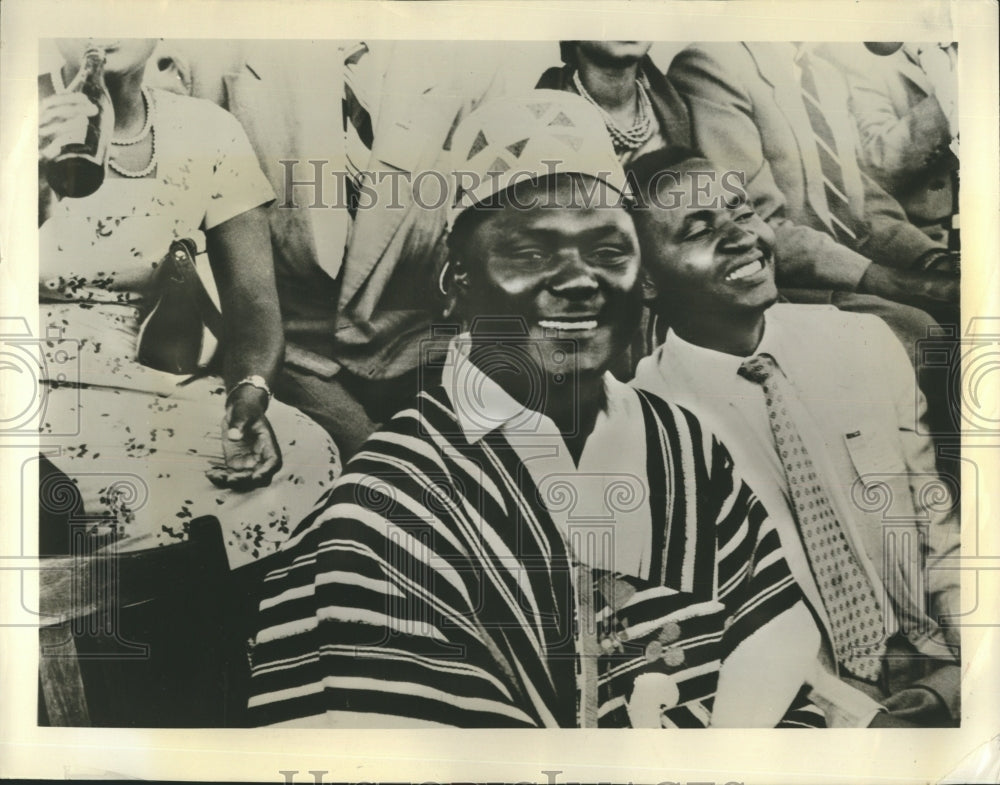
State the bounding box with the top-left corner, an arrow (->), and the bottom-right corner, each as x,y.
205,205 -> 285,489
206,205 -> 283,388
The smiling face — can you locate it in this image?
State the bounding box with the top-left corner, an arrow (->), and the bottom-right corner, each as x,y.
638,159 -> 778,321
55,38 -> 158,76
453,174 -> 642,381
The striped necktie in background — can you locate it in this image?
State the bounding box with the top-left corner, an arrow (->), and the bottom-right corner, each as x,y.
343,42 -> 374,219
797,53 -> 861,247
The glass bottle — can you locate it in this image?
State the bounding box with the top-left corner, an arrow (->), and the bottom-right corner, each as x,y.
45,47 -> 114,198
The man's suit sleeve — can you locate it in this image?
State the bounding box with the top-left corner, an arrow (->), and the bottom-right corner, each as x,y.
668,45 -> 787,231
845,61 -> 952,191
817,52 -> 948,271
668,45 -> 873,291
855,168 -> 946,268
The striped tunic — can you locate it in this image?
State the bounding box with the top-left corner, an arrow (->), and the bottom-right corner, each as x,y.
248,385 -> 814,727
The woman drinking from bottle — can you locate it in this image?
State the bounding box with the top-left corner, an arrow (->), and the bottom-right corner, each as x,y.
37,39 -> 339,567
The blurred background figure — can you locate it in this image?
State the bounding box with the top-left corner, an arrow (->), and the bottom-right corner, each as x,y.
144,39 -> 504,458
826,42 -> 959,251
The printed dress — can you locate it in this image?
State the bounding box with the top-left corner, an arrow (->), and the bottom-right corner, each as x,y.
38,84 -> 340,569
248,384 -> 822,726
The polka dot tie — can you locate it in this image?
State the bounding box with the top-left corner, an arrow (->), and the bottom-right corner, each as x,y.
739,353 -> 886,683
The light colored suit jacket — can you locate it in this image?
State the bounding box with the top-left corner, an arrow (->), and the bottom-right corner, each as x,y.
668,42 -> 945,290
824,43 -> 957,240
149,40 -> 503,379
632,304 -> 960,721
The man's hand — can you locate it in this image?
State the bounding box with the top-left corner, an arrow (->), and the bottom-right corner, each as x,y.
207,386 -> 282,490
868,711 -> 921,728
857,263 -> 959,308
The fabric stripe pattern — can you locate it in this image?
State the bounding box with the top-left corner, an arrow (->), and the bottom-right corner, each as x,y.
798,53 -> 860,245
247,386 -> 810,727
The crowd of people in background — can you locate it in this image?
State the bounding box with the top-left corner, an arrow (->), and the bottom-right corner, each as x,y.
38,39 -> 961,728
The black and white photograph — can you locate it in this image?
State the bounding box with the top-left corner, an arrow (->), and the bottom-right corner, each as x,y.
2,1 -> 998,783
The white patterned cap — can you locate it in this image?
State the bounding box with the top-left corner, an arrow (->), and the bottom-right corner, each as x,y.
448,90 -> 631,226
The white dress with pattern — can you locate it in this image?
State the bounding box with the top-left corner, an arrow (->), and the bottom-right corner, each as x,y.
39,85 -> 340,569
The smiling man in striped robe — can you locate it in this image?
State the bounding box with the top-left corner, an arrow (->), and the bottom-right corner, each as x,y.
247,92 -> 822,728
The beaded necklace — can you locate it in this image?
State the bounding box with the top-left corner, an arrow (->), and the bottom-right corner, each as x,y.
109,86 -> 157,178
572,70 -> 655,152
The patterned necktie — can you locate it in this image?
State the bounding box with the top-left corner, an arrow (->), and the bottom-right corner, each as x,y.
739,353 -> 886,682
797,52 -> 860,246
342,42 -> 374,219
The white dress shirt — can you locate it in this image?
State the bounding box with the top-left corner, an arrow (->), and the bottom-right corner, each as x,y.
632,304 -> 961,726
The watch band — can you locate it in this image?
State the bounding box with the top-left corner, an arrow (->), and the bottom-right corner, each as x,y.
226,374 -> 272,405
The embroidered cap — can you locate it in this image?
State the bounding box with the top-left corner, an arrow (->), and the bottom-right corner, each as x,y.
448,90 -> 631,226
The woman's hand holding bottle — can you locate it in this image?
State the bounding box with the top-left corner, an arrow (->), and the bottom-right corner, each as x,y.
38,93 -> 98,164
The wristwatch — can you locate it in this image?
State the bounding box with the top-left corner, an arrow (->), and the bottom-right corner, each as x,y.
226,374 -> 272,406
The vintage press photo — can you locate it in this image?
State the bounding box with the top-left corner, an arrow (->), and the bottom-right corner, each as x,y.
1,1 -> 998,783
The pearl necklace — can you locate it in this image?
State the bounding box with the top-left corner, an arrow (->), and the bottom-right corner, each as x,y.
572,71 -> 655,151
111,87 -> 154,145
109,87 -> 157,178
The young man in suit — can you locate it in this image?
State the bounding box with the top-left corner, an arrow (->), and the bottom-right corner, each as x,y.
627,148 -> 961,728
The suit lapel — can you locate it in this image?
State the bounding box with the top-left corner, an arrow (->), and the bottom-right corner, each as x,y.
744,43 -> 834,234
770,312 -> 888,637
338,44 -> 460,308
714,387 -> 836,638
641,57 -> 692,148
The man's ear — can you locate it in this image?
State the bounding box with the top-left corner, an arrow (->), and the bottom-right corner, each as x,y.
439,259 -> 470,319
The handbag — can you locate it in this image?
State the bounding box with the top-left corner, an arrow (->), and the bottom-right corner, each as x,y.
136,237 -> 223,375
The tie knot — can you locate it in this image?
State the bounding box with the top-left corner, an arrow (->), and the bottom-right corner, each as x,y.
739,353 -> 777,384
